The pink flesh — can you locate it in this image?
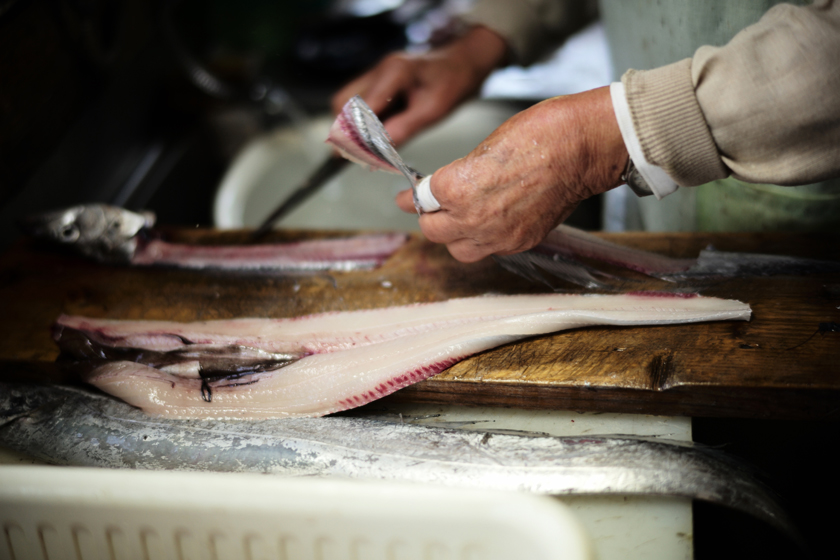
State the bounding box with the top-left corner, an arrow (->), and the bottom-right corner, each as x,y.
73,293 -> 751,419
129,233 -> 407,270
325,102 -> 401,174
537,225 -> 697,275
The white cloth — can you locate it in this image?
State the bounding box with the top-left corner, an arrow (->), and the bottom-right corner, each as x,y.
609,82 -> 679,199
414,175 -> 441,212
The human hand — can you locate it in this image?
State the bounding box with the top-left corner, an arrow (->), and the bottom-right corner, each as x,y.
395,86 -> 628,262
331,26 -> 507,147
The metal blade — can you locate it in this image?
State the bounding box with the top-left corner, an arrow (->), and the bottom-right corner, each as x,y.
251,155 -> 348,240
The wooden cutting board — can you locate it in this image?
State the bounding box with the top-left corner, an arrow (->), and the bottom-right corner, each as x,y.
1,228 -> 838,420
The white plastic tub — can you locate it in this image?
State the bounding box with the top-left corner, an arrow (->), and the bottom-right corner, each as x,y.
213,101 -> 522,232
0,466 -> 591,560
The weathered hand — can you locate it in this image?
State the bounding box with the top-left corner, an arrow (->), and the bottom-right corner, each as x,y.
395,86 -> 628,262
331,26 -> 507,147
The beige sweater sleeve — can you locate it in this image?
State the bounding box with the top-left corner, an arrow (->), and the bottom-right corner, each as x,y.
459,0 -> 596,66
623,0 -> 840,187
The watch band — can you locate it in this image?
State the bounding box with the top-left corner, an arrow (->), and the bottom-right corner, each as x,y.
621,157 -> 654,197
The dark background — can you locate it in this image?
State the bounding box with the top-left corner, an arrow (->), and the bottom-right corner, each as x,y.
0,0 -> 414,250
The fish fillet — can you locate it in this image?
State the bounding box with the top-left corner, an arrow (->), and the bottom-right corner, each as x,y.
130,233 -> 408,271
55,293 -> 751,419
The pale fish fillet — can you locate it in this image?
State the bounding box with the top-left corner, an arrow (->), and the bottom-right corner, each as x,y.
130,233 -> 408,271
60,293 -> 751,419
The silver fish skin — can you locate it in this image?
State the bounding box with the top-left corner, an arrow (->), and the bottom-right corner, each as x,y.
18,204 -> 155,263
327,96 -> 426,212
0,381 -> 797,543
670,249 -> 840,279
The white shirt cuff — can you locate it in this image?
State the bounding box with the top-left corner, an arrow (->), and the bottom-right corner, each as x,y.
609,82 -> 679,200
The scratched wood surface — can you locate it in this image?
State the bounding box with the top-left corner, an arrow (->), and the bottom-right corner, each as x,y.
0,228 -> 838,419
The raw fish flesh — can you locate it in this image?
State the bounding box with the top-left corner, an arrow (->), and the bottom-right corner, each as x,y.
130,233 -> 408,271
54,293 -> 751,419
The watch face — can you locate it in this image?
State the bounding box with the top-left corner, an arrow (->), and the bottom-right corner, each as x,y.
627,162 -> 654,197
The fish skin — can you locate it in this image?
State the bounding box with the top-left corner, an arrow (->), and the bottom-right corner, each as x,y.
671,249 -> 840,279
0,381 -> 798,542
326,96 -> 404,176
493,251 -> 615,290
56,293 -> 752,419
327,104 -> 399,173
537,225 -> 697,276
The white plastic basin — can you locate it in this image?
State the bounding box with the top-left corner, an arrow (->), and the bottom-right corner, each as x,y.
213,100 -> 522,231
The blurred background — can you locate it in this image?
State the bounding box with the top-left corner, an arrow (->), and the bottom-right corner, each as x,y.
0,0 -> 610,251
0,0 -> 408,244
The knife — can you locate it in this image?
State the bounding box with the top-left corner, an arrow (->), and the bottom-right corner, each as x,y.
251,95 -> 411,240
251,155 -> 349,240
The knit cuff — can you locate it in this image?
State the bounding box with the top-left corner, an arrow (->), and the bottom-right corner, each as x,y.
622,59 -> 729,187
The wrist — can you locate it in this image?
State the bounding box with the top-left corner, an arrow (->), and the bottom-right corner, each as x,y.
447,25 -> 509,79
575,86 -> 629,198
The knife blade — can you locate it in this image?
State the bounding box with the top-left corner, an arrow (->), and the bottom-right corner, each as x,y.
251,155 -> 349,240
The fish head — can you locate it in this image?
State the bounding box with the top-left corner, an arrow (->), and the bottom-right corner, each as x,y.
19,204 -> 156,263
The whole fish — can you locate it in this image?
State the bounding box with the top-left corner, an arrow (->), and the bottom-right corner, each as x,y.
19,203 -> 407,271
54,293 -> 751,419
0,381 -> 797,541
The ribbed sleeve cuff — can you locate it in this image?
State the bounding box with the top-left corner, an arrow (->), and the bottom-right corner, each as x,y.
622,59 -> 729,187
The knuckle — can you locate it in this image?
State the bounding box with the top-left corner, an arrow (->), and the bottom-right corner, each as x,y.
382,53 -> 412,71
449,245 -> 480,264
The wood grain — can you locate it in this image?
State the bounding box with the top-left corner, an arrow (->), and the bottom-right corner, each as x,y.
1,228 -> 838,419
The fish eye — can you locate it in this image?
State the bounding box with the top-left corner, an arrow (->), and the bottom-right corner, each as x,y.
60,224 -> 80,242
